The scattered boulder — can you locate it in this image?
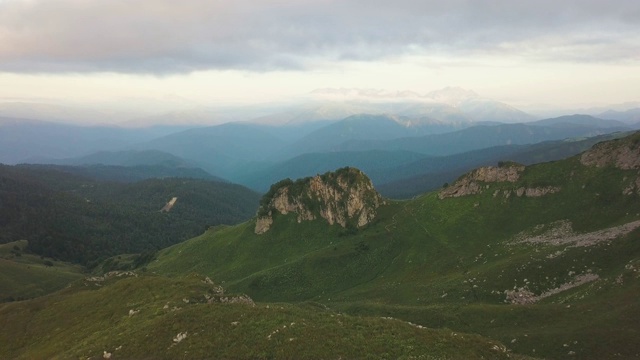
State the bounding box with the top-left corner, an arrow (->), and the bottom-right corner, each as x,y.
512,219 -> 640,247
173,331 -> 187,344
515,186 -> 561,197
494,186 -> 561,199
505,273 -> 600,305
217,294 -> 255,307
622,176 -> 640,196
85,271 -> 138,285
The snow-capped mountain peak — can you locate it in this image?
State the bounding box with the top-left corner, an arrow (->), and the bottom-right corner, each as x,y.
425,87 -> 479,106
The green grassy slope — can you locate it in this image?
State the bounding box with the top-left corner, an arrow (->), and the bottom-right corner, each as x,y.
0,240 -> 84,301
0,274 -> 515,359
147,133 -> 640,359
151,156 -> 640,303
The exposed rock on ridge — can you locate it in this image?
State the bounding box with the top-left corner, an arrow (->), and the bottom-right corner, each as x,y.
255,167 -> 383,234
580,132 -> 640,169
494,186 -> 561,199
581,132 -> 640,196
439,163 -> 525,199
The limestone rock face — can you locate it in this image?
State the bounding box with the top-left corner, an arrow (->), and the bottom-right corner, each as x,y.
580,135 -> 640,170
468,165 -> 524,183
255,167 -> 383,234
581,132 -> 640,196
439,164 -> 524,199
254,216 -> 273,235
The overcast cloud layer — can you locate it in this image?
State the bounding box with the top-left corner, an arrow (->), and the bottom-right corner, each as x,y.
0,0 -> 638,74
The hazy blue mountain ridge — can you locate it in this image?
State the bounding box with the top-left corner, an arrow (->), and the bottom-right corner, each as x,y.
376,131 -> 631,198
235,150 -> 428,192
19,163 -> 220,183
0,117 -> 195,165
335,121 -> 630,155
133,122 -> 291,178
42,149 -> 196,168
529,114 -> 627,128
2,111 -> 630,189
599,108 -> 640,123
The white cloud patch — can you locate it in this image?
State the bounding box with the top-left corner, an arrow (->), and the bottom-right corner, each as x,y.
0,0 -> 638,73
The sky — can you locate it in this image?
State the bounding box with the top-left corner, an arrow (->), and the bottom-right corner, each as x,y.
0,0 -> 639,121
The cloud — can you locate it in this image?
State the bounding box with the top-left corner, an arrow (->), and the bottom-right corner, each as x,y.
0,0 -> 638,74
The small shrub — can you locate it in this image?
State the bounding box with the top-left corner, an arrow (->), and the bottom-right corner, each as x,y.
354,241 -> 369,253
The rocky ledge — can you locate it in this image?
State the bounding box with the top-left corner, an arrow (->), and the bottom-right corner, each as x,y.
255,167 -> 383,234
439,163 -> 525,199
580,132 -> 640,196
580,132 -> 640,170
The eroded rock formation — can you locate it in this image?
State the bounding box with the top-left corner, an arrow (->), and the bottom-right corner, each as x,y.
255,167 -> 383,234
581,132 -> 640,196
439,164 -> 525,199
580,134 -> 640,170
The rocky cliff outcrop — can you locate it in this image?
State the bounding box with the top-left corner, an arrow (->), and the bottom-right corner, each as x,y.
580,132 -> 640,196
439,163 -> 525,199
255,168 -> 383,234
580,133 -> 640,170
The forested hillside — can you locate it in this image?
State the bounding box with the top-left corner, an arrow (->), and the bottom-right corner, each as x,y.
0,165 -> 259,265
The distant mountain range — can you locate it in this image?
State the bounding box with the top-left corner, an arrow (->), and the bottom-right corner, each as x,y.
0,117 -> 191,165
309,86 -> 535,123
375,131 -> 631,198
46,149 -> 195,168
236,131 -> 631,197
334,116 -> 629,155
530,114 -> 628,128
2,89 -> 639,200
21,149 -> 224,183
599,108 -> 640,123
26,163 -> 219,183
235,150 -> 427,192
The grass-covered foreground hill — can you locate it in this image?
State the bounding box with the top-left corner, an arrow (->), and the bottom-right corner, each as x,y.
145,132 -> 640,359
0,273 -> 516,359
